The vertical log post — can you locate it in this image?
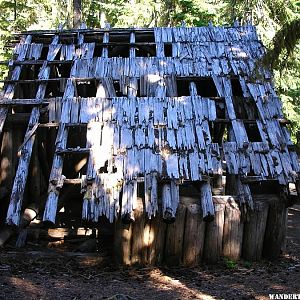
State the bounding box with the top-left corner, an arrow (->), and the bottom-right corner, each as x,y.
73,0 -> 82,29
182,198 -> 206,266
147,212 -> 167,265
164,203 -> 186,266
114,219 -> 132,265
130,197 -> 147,265
242,199 -> 269,260
263,198 -> 287,259
203,197 -> 226,263
222,197 -> 243,260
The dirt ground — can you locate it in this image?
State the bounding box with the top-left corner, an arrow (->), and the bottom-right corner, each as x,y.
0,205 -> 299,300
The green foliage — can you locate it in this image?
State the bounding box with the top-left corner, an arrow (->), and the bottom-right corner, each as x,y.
0,0 -> 299,145
274,53 -> 300,144
0,0 -> 52,78
243,261 -> 252,269
223,257 -> 237,269
171,0 -> 216,26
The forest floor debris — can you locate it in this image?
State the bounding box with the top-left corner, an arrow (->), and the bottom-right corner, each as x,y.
0,205 -> 299,300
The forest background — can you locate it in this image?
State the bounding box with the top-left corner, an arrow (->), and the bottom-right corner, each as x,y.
0,0 -> 299,145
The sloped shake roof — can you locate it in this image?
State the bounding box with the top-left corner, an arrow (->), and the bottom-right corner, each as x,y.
1,25 -> 299,226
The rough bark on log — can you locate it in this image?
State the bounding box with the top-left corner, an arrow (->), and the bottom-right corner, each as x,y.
147,212 -> 167,265
263,200 -> 287,260
203,197 -> 226,263
0,130 -> 13,188
164,203 -> 186,266
0,207 -> 37,247
130,197 -> 147,265
114,219 -> 132,265
242,200 -> 269,261
222,197 -> 243,260
182,202 -> 206,266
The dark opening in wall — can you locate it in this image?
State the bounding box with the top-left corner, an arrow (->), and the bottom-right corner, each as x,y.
40,46 -> 49,60
232,97 -> 248,119
45,81 -> 65,98
107,32 -> 130,57
164,43 -> 172,57
85,33 -> 103,44
76,80 -> 98,97
113,80 -> 126,97
55,63 -> 72,78
211,121 -> 228,145
40,45 -> 61,61
13,82 -> 39,99
176,77 -> 218,97
110,32 -> 130,43
176,79 -> 190,96
216,102 -> 225,119
137,79 -> 145,97
232,97 -> 258,119
231,77 -> 244,97
62,153 -> 88,179
244,122 -> 262,142
135,32 -> 155,43
194,78 -> 218,97
19,65 -> 37,80
249,181 -> 280,194
57,185 -> 83,227
108,45 -> 130,58
93,44 -> 103,57
135,45 -> 156,57
66,125 -> 87,148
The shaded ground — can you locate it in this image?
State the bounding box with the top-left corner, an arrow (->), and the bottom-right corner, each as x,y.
0,205 -> 299,300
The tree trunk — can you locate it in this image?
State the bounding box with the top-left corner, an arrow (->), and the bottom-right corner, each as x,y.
73,0 -> 82,28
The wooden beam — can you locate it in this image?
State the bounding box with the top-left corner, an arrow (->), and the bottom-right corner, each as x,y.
6,107 -> 40,226
56,147 -> 90,154
43,124 -> 68,224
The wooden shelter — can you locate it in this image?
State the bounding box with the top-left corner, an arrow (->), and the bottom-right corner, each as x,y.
0,24 -> 299,265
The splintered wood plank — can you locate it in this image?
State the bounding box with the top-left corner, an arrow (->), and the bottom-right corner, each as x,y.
6,107 -> 40,226
144,173 -> 158,218
162,182 -> 179,221
232,119 -> 249,148
223,142 -> 239,174
0,36 -> 31,125
5,34 -> 59,226
82,123 -> 102,221
43,124 -> 68,223
200,181 -> 215,221
0,108 -> 8,134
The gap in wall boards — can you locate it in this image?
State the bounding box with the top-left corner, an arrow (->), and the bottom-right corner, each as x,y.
66,126 -> 88,148
244,122 -> 262,142
176,77 -> 218,97
164,43 -> 172,57
231,77 -> 244,97
108,45 -> 130,58
76,80 -> 98,97
135,45 -> 156,57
